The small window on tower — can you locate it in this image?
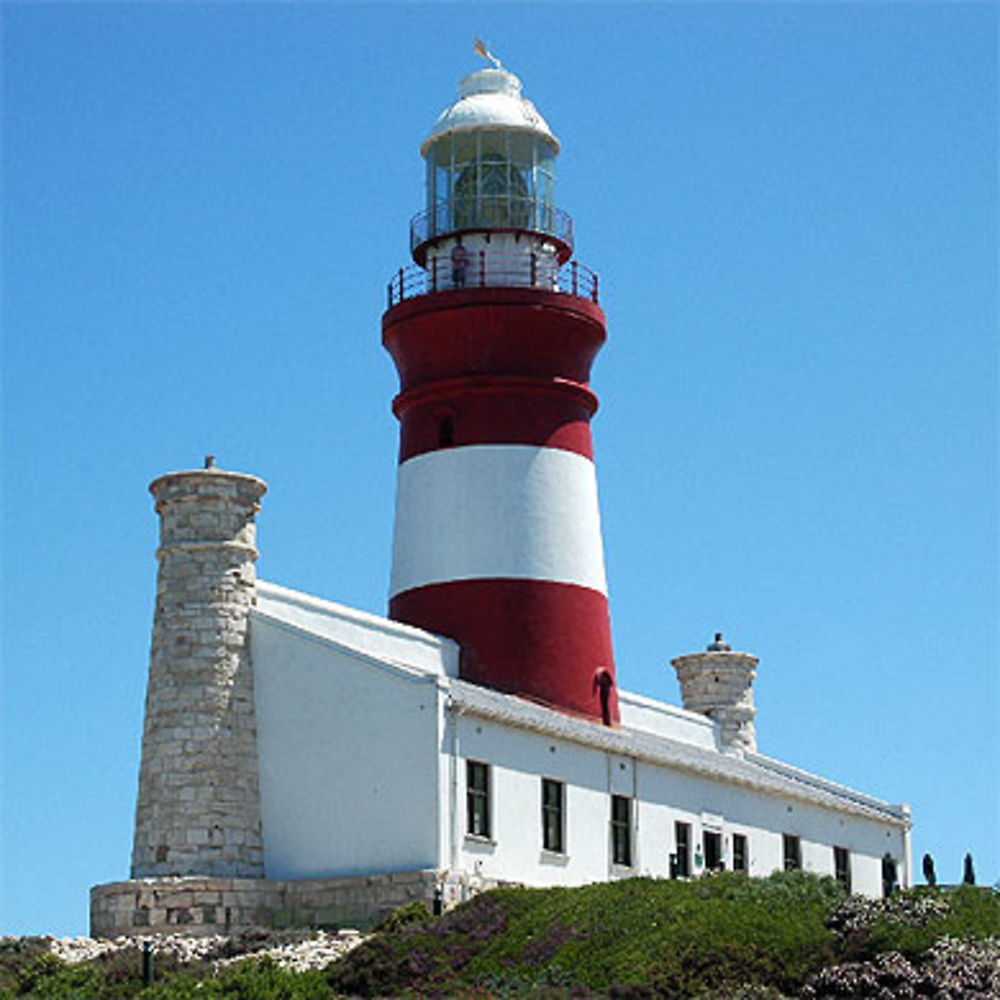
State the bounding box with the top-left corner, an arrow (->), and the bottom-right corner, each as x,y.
438,415 -> 455,447
466,760 -> 491,839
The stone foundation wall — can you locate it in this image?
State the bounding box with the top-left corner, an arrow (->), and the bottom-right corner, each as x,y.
91,870 -> 495,938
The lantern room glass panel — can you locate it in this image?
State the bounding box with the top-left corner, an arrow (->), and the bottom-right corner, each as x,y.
536,146 -> 555,231
424,132 -> 558,240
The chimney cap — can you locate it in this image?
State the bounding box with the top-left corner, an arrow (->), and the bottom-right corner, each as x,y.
707,632 -> 732,652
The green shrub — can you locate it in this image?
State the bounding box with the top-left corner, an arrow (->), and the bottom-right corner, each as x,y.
0,952 -> 118,1000
8,877 -> 995,998
0,947 -> 222,1000
327,872 -> 845,998
0,938 -> 51,995
140,958 -> 336,999
375,900 -> 433,933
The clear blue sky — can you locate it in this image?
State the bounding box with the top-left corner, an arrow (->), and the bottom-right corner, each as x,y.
3,3 -> 996,936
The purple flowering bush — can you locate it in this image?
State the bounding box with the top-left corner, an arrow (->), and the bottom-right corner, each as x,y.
802,935 -> 1000,999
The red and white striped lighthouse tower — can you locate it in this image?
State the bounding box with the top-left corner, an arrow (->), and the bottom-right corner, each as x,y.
384,54 -> 619,725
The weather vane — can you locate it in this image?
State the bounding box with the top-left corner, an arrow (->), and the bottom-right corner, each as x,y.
473,36 -> 502,69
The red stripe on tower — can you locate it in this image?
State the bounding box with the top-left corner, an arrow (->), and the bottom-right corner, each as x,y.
383,64 -> 619,724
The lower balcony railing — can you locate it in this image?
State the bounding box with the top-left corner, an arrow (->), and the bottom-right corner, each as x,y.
387,252 -> 599,309
411,199 -> 574,259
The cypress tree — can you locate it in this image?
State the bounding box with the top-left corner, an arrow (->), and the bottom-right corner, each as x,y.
963,852 -> 976,885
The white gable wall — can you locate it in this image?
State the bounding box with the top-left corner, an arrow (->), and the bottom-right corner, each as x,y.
255,580 -> 459,678
252,613 -> 443,880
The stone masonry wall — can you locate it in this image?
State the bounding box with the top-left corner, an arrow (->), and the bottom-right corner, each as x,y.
131,465 -> 268,879
672,638 -> 758,754
90,870 -> 497,937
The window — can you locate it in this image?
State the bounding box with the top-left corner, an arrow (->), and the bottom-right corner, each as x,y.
454,152 -> 531,229
704,830 -> 722,871
732,833 -> 748,874
611,795 -> 632,867
466,761 -> 490,838
834,847 -> 851,892
783,834 -> 802,871
541,778 -> 564,854
438,415 -> 455,447
425,131 -> 558,242
674,821 -> 691,878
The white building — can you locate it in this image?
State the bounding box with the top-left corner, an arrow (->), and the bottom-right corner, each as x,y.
250,582 -> 910,896
91,57 -> 911,937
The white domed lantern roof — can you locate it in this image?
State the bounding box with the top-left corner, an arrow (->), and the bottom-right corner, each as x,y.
421,68 -> 560,156
412,61 -> 572,265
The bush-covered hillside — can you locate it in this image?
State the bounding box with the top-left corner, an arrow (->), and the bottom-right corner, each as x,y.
3,874 -> 998,998
328,874 -> 998,998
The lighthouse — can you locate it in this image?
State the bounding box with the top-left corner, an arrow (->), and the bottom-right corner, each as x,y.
91,53 -> 914,937
383,58 -> 619,724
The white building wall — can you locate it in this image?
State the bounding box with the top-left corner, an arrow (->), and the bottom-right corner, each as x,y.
617,690 -> 719,751
255,581 -> 459,678
634,762 -> 903,895
448,714 -> 617,886
444,709 -> 907,897
251,613 -> 444,880
425,232 -> 561,293
245,586 -> 907,898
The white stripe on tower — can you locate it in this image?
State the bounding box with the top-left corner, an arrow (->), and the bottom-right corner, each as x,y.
389,444 -> 607,599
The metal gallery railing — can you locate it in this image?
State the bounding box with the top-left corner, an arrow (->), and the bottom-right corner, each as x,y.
410,198 -> 575,257
387,252 -> 599,309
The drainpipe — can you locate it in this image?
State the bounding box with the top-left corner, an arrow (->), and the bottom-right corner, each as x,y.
447,696 -> 459,872
901,804 -> 913,889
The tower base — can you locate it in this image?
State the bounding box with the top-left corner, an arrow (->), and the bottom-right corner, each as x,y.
89,869 -> 502,937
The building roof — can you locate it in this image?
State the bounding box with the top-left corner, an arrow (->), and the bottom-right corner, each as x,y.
448,679 -> 909,826
252,579 -> 909,828
254,579 -> 460,679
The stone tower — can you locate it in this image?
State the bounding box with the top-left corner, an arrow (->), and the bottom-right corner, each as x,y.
131,459 -> 267,878
671,633 -> 758,753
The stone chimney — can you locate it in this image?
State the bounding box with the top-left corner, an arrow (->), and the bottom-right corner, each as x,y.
131,459 -> 267,878
671,633 -> 758,754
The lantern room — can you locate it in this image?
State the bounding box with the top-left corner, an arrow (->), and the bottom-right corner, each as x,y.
409,67 -> 574,276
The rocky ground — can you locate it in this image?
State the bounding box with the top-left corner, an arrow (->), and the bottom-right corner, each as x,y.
40,928 -> 367,973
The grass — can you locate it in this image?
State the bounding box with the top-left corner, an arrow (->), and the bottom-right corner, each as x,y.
2,875 -> 997,999
328,871 -> 848,997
